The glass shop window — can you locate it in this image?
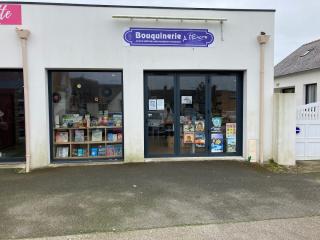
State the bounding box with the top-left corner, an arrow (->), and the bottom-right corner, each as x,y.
50,71 -> 123,160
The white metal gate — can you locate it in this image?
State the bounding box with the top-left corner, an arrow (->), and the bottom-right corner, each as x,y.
296,102 -> 320,160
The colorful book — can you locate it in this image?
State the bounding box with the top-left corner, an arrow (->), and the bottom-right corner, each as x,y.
90,147 -> 98,157
74,130 -> 85,142
77,148 -> 85,157
55,131 -> 69,143
114,144 -> 122,156
56,146 -> 69,158
183,132 -> 194,144
98,145 -> 106,156
194,132 -> 205,147
106,145 -> 115,157
117,133 -> 123,141
107,133 -> 114,142
227,138 -> 236,152
195,120 -> 205,132
183,123 -> 195,132
91,129 -> 102,141
211,133 -> 224,153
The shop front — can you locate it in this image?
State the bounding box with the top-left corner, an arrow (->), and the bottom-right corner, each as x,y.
0,2 -> 275,169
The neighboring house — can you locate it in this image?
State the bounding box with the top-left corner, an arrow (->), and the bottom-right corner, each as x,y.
274,39 -> 320,106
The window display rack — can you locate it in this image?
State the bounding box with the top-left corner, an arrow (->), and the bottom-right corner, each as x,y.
53,126 -> 123,159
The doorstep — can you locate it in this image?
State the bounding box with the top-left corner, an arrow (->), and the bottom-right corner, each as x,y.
49,160 -> 124,168
0,162 -> 26,169
145,156 -> 246,162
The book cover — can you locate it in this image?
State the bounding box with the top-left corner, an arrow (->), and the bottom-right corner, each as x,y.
117,133 -> 123,141
226,123 -> 236,138
91,129 -> 103,141
211,133 -> 224,153
107,133 -> 114,142
183,123 -> 194,132
194,132 -> 205,147
106,145 -> 115,157
77,148 -> 85,157
183,132 -> 194,144
195,120 -> 205,132
74,129 -> 85,142
227,138 -> 236,152
98,146 -> 106,156
55,131 -> 69,143
90,147 -> 98,157
56,146 -> 69,158
113,134 -> 118,142
114,144 -> 122,156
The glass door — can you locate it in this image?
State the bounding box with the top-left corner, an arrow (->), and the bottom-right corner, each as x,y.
179,74 -> 207,155
0,70 -> 25,161
144,71 -> 242,158
209,74 -> 238,154
145,74 -> 175,155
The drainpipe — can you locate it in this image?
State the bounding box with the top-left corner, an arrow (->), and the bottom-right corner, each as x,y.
16,28 -> 31,173
257,32 -> 270,164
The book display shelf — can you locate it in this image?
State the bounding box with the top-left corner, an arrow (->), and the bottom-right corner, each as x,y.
53,114 -> 123,160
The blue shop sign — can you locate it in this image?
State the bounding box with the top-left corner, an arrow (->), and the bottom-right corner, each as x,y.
124,27 -> 214,47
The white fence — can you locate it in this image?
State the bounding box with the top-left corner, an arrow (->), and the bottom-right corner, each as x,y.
296,102 -> 320,160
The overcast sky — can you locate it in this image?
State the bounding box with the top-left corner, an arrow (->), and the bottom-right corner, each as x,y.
7,0 -> 320,64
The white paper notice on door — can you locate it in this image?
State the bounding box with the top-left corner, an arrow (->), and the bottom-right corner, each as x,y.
149,99 -> 157,110
181,96 -> 192,104
156,99 -> 165,110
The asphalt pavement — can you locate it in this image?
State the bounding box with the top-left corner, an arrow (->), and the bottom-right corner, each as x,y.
0,161 -> 319,239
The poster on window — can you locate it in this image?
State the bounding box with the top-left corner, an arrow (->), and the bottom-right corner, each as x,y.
148,99 -> 157,111
211,133 -> 223,152
212,117 -> 222,132
184,132 -> 194,144
195,132 -> 205,147
226,123 -> 236,138
227,137 -> 236,152
183,122 -> 195,132
181,96 -> 192,104
156,99 -> 165,110
195,120 -> 205,132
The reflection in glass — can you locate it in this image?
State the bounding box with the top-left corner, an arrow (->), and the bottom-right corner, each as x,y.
0,70 -> 25,160
179,75 -> 206,154
146,75 -> 175,154
210,75 -> 237,153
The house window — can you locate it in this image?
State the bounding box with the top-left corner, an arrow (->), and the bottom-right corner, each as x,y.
282,87 -> 295,93
305,84 -> 317,104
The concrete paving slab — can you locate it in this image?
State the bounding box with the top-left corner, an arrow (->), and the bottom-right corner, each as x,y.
0,161 -> 319,239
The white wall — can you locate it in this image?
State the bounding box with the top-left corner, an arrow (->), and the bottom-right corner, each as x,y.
275,69 -> 320,107
273,93 -> 296,165
0,4 -> 275,168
